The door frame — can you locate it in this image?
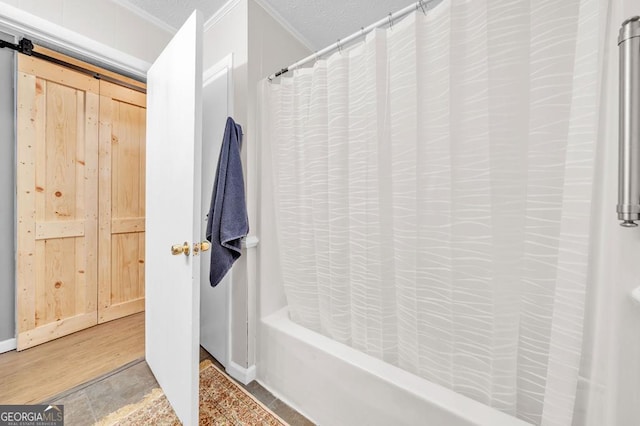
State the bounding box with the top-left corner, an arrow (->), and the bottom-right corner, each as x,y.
203,53 -> 234,116
200,53 -> 234,368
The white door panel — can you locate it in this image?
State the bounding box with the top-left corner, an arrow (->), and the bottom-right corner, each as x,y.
145,10 -> 203,425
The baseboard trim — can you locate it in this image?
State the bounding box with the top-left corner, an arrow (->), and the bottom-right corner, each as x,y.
226,361 -> 256,385
0,338 -> 16,354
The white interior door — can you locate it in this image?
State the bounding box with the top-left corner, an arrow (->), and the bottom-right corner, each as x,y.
200,58 -> 232,368
145,11 -> 203,426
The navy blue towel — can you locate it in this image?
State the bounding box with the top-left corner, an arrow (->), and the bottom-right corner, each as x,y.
206,117 -> 249,287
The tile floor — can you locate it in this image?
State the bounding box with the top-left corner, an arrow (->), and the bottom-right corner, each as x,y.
45,348 -> 314,426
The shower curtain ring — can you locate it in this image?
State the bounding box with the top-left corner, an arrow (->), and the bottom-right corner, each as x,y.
361,27 -> 366,43
418,0 -> 427,15
337,39 -> 343,54
388,13 -> 394,29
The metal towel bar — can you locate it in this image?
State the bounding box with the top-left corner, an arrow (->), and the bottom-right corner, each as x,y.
617,16 -> 640,227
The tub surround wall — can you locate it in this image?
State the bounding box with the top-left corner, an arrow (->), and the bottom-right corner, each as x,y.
576,0 -> 640,423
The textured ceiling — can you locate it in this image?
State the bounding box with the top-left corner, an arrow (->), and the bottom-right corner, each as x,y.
117,0 -> 417,50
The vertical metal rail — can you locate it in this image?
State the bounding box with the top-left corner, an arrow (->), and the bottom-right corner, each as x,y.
618,16 -> 640,227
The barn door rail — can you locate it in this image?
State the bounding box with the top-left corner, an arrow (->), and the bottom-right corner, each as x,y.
0,37 -> 146,94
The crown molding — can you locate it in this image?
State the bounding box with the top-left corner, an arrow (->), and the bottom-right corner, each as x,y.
110,0 -> 177,34
252,0 -> 315,51
204,0 -> 243,32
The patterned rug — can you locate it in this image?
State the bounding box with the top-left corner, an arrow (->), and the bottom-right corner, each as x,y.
95,360 -> 288,425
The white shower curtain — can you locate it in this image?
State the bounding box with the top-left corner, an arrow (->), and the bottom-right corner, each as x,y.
261,0 -> 609,424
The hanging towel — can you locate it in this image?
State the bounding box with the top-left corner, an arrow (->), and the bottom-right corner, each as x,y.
206,117 -> 249,287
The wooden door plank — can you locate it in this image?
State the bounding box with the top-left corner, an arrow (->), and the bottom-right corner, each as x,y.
35,220 -> 85,240
16,71 -> 37,336
74,90 -> 96,317
99,298 -> 145,324
100,80 -> 145,107
111,218 -> 145,234
139,107 -> 146,301
19,312 -> 104,357
115,102 -> 140,218
44,82 -> 76,222
98,95 -> 113,321
32,75 -> 46,338
37,238 -> 72,325
34,78 -> 46,236
84,92 -> 99,315
37,45 -> 145,92
75,91 -> 86,317
112,233 -> 138,304
139,106 -> 146,217
18,55 -> 99,94
138,233 -> 145,302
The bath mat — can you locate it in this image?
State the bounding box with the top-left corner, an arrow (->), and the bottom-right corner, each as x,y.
95,360 -> 288,426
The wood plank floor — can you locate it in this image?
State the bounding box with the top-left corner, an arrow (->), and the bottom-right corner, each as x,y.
0,312 -> 144,404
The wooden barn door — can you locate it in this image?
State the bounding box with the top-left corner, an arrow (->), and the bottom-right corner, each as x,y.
17,48 -> 147,349
98,81 -> 146,323
16,55 -> 99,350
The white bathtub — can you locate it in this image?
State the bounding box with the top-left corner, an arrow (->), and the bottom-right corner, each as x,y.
257,307 -> 532,426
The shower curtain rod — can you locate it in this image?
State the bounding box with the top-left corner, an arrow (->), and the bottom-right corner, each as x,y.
267,0 -> 435,81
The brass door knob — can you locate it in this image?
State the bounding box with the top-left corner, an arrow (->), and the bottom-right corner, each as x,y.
171,242 -> 191,256
193,241 -> 211,256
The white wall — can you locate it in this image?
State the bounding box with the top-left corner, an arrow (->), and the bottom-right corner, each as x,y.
204,0 -> 248,126
247,0 -> 311,368
202,0 -> 250,370
577,1 -> 640,424
0,0 -> 172,63
0,31 -> 15,347
202,0 -> 310,371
